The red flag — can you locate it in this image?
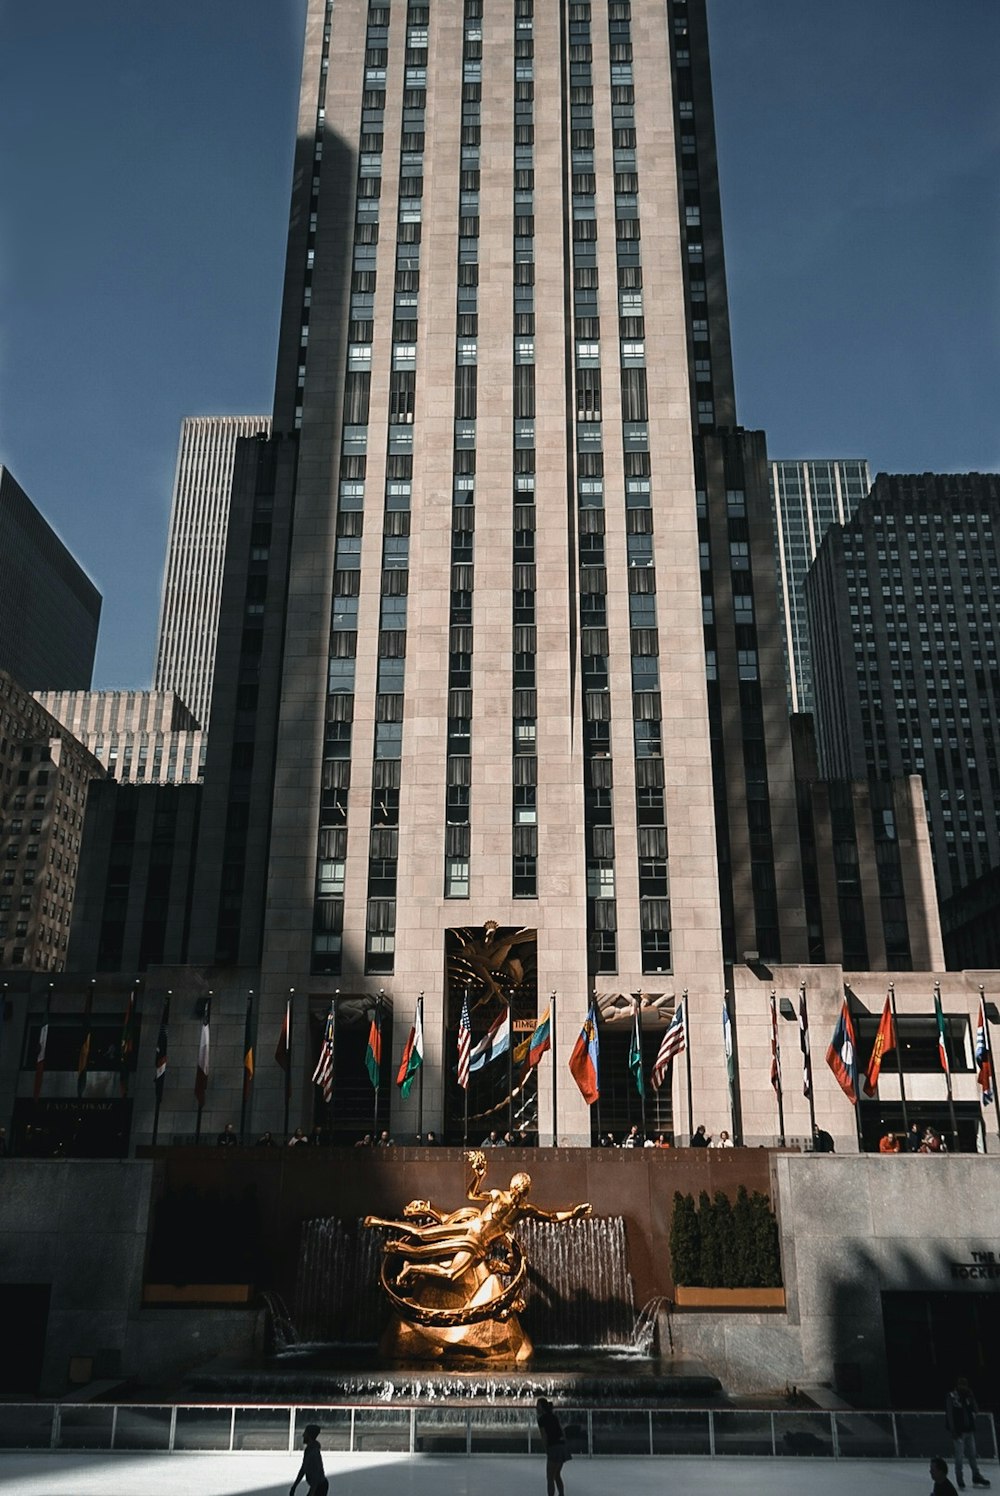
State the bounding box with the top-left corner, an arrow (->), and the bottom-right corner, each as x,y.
863,996 -> 896,1098
568,1005 -> 600,1105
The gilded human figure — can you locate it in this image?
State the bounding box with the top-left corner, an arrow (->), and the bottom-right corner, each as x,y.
363,1150 -> 591,1363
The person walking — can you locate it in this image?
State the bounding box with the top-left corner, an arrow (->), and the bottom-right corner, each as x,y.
946,1377 -> 990,1488
536,1396 -> 571,1496
290,1422 -> 328,1496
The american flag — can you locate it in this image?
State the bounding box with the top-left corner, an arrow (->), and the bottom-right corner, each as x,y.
311,1004 -> 336,1103
457,992 -> 472,1090
798,984 -> 813,1099
651,998 -> 685,1090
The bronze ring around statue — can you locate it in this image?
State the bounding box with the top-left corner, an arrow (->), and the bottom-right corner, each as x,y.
378,1237 -> 528,1328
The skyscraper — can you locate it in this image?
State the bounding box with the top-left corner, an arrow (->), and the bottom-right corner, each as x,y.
154,416 -> 271,729
0,466 -> 101,691
770,458 -> 871,713
807,471 -> 1000,904
182,0 -> 815,1142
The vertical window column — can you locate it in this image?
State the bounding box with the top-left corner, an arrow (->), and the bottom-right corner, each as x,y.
311,0 -> 391,976
443,0 -> 482,900
511,0 -> 537,899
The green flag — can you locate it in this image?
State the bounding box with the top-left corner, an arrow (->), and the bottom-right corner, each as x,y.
934,987 -> 950,1074
629,1006 -> 645,1097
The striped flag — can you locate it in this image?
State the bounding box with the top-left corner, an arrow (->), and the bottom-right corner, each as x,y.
975,1002 -> 994,1105
798,985 -> 813,1099
469,1006 -> 511,1073
311,1003 -> 335,1103
651,999 -> 685,1091
722,999 -> 735,1089
457,992 -> 472,1090
769,991 -> 782,1096
194,998 -> 211,1108
395,994 -> 424,1099
933,987 -> 950,1075
528,1007 -> 551,1067
154,997 -> 169,1103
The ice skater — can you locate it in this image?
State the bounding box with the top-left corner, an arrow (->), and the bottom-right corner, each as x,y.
290,1422 -> 328,1496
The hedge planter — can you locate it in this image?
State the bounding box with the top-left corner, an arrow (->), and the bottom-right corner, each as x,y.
673,1286 -> 786,1310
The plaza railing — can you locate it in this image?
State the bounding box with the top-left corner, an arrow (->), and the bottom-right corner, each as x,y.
0,1403 -> 995,1460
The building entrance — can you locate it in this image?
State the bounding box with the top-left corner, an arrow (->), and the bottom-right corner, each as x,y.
882,1291 -> 1000,1414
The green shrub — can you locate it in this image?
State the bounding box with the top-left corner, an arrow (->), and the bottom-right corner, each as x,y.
668,1191 -> 701,1286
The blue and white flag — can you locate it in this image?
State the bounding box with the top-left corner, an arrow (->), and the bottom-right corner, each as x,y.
469,1006 -> 511,1073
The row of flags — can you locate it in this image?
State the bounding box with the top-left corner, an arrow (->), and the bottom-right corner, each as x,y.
30,985 -> 997,1118
826,989 -> 995,1108
33,984 -> 140,1102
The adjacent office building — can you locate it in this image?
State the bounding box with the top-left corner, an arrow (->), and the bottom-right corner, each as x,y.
154,416 -> 271,729
770,458 -> 870,712
35,689 -> 205,786
0,671 -> 104,972
0,466 -> 101,691
808,471 -> 1000,903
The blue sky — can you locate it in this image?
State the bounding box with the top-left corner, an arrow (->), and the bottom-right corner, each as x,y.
0,0 -> 997,689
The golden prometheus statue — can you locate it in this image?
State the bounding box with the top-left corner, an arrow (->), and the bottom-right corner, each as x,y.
364,1149 -> 592,1363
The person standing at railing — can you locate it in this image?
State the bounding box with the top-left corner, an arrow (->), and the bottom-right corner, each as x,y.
946,1376 -> 991,1489
290,1422 -> 328,1496
536,1397 -> 571,1496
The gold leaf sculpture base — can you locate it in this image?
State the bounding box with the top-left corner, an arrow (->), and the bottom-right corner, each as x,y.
364,1150 -> 590,1368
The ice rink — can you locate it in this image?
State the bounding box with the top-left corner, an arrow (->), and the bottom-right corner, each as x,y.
0,1450 -> 991,1496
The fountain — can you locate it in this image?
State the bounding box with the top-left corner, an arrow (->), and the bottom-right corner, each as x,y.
183,1153 -> 720,1404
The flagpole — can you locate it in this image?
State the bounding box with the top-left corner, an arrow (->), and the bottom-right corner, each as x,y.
592,991 -> 602,1145
417,991 -> 424,1139
550,990 -> 557,1147
194,990 -> 211,1144
981,985 -> 1000,1145
284,989 -> 293,1139
635,999 -> 647,1139
463,987 -> 470,1147
800,982 -> 817,1138
887,982 -> 909,1135
507,993 -> 514,1139
239,990 -> 253,1143
373,990 -> 383,1136
683,989 -> 694,1141
771,990 -> 786,1147
936,981 -> 960,1150
152,990 -> 170,1146
331,989 -> 339,1136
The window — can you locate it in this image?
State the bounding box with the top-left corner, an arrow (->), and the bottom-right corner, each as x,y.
445,859 -> 470,898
